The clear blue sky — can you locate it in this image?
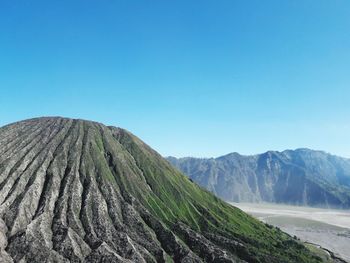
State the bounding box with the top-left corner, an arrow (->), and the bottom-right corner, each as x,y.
1,0 -> 349,158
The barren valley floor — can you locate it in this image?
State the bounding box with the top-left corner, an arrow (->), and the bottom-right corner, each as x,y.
231,203 -> 350,262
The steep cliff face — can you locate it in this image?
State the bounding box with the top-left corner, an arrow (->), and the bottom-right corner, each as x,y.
167,150 -> 350,208
0,117 -> 324,262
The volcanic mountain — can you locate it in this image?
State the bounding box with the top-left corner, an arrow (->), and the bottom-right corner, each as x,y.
167,150 -> 350,208
0,117 -> 327,262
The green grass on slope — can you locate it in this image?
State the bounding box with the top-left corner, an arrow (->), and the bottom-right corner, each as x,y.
109,128 -> 323,263
305,243 -> 333,263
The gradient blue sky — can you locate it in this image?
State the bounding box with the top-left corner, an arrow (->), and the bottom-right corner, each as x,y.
1,1 -> 349,158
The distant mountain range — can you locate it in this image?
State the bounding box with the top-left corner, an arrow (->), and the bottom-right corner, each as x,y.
167,149 -> 350,208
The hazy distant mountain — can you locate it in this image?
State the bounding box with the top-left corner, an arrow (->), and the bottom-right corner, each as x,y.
167,149 -> 350,208
0,117 -> 325,262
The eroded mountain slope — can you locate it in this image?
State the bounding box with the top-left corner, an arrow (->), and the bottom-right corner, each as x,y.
0,117 -> 325,262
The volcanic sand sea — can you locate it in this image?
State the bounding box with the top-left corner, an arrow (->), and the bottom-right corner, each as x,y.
230,203 -> 350,262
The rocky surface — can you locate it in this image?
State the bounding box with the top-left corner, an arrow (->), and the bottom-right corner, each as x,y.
0,117 -> 326,262
167,150 -> 350,208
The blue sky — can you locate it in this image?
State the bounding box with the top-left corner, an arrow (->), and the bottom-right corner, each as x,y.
1,0 -> 349,158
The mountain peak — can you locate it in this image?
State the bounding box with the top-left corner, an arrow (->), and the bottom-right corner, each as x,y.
0,118 -> 325,262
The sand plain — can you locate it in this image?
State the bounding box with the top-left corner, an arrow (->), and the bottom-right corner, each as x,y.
231,203 -> 350,262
